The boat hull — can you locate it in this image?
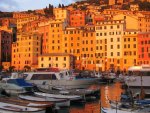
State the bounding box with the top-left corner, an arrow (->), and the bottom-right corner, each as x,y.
0,102 -> 45,113
126,76 -> 150,88
19,95 -> 70,107
27,78 -> 98,90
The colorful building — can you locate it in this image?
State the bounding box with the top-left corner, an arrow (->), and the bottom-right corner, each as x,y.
16,15 -> 39,29
95,20 -> 125,71
53,8 -> 70,25
123,30 -> 138,70
113,14 -> 138,30
11,32 -> 42,70
138,14 -> 150,32
38,53 -> 75,69
138,32 -> 150,65
63,27 -> 82,70
81,25 -> 96,70
70,10 -> 86,27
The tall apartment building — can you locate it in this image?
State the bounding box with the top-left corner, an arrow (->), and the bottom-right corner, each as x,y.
123,30 -> 138,70
38,19 -> 51,54
48,20 -> 66,54
95,20 -> 125,71
11,32 -> 42,70
0,30 -> 13,63
63,27 -> 82,69
81,26 -> 96,70
138,32 -> 150,65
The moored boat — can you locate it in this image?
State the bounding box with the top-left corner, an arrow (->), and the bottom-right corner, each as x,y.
11,68 -> 98,90
19,94 -> 70,107
0,101 -> 45,113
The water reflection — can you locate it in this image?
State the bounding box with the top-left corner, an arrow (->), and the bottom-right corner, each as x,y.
69,82 -> 123,113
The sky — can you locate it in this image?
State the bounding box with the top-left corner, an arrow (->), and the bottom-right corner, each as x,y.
0,0 -> 81,12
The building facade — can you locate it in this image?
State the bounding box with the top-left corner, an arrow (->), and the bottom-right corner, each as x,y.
11,32 -> 42,70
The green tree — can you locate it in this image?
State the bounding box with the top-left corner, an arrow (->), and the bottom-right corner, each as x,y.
9,66 -> 15,72
24,65 -> 31,71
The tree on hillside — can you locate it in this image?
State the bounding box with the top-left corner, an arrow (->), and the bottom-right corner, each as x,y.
58,4 -> 62,8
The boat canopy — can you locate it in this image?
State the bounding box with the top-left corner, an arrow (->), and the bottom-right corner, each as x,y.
7,78 -> 33,87
128,66 -> 142,71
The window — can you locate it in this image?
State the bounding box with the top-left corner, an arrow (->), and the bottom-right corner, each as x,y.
64,57 -> 66,61
111,52 -> 113,56
56,57 -> 58,61
117,52 -> 120,56
117,38 -> 120,42
110,38 -> 113,42
124,59 -> 127,64
111,45 -> 113,49
117,45 -> 120,49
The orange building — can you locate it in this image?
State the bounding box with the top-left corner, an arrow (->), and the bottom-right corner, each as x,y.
16,15 -> 39,29
138,32 -> 150,65
123,30 -> 138,70
38,19 -> 51,54
81,25 -> 96,70
70,10 -> 85,27
0,18 -> 16,27
138,14 -> 150,32
11,32 -> 42,70
63,27 -> 82,69
13,12 -> 35,19
48,19 -> 66,54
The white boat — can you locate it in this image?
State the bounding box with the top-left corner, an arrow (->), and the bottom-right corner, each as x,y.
0,102 -> 45,113
101,107 -> 150,113
34,92 -> 82,101
11,68 -> 98,90
0,78 -> 33,95
19,94 -> 70,107
126,65 -> 150,88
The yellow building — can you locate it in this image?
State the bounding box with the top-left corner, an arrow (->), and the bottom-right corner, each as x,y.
11,32 -> 42,70
38,53 -> 75,70
113,14 -> 138,30
122,30 -> 138,70
53,8 -> 70,24
95,20 -> 125,71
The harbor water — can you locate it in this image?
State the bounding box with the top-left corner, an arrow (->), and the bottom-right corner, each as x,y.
57,82 -> 124,113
